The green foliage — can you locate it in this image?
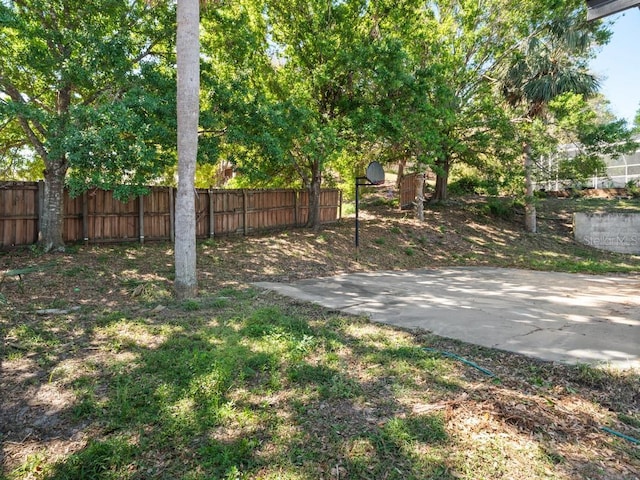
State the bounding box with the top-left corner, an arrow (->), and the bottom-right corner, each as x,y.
0,0 -> 175,191
65,73 -> 177,200
0,122 -> 44,180
501,12 -> 603,119
449,176 -> 482,196
0,0 -> 622,238
534,93 -> 639,187
46,437 -> 136,480
483,197 -> 518,220
633,104 -> 640,134
180,299 -> 201,312
626,180 -> 640,198
448,174 -> 502,197
8,323 -> 59,351
498,8 -> 612,209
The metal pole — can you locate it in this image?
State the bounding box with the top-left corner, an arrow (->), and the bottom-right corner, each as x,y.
355,178 -> 360,248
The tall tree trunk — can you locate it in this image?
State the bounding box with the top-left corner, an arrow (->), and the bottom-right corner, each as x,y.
174,0 -> 200,300
36,86 -> 71,252
415,173 -> 425,221
38,160 -> 67,252
523,143 -> 537,233
432,158 -> 450,202
306,161 -> 322,230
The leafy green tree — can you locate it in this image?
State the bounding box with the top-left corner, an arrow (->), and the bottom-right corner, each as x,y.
257,0 -> 361,228
198,0 -> 269,178
198,0 -> 377,228
64,70 -> 177,199
412,0 -> 529,202
197,1 -> 455,221
501,10 -> 607,232
343,0 -> 447,196
546,92 -> 637,186
0,0 -> 175,251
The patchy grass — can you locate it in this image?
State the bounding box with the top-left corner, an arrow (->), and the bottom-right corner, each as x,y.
1,195 -> 639,479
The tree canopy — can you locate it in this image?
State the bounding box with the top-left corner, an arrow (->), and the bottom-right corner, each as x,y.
0,0 -> 176,250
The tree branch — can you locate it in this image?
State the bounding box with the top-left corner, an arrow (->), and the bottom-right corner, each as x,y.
0,75 -> 49,162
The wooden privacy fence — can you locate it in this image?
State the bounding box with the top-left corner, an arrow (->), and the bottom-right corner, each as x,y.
398,171 -> 436,210
399,173 -> 419,210
0,182 -> 342,248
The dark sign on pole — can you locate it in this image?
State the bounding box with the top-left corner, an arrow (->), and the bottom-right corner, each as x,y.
586,0 -> 640,20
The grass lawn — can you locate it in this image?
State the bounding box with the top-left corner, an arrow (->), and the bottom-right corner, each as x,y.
1,196 -> 639,479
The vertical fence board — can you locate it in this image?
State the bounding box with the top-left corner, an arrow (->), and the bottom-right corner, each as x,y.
64,190 -> 83,243
144,187 -> 171,241
208,189 -> 214,238
169,187 -> 175,242
139,195 -> 145,244
82,192 -> 89,244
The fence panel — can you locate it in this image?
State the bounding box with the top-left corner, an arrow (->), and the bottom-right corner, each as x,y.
63,190 -> 84,243
144,187 -> 172,241
399,174 -> 418,210
1,184 -> 341,248
0,182 -> 39,247
320,189 -> 342,223
245,190 -> 297,233
211,189 -> 244,236
86,189 -> 139,243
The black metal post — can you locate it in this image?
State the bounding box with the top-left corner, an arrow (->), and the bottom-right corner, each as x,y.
355,177 -> 366,249
354,162 -> 385,251
355,178 -> 360,248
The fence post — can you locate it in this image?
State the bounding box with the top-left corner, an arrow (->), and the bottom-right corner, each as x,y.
169,187 -> 175,243
243,189 -> 248,236
339,190 -> 343,220
82,192 -> 89,245
138,195 -> 145,244
208,189 -> 215,238
37,180 -> 44,243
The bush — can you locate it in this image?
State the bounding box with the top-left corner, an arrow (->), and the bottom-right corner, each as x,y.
483,197 -> 516,220
626,180 -> 640,198
449,175 -> 500,197
448,176 -> 481,196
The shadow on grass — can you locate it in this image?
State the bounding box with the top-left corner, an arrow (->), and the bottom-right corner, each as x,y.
8,294 -> 456,479
2,289 -> 638,479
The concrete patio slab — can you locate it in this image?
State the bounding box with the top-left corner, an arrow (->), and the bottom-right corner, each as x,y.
254,267 -> 640,368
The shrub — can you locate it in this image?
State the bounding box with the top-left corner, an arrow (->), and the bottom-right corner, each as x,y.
626,180 -> 640,198
483,197 -> 516,220
449,175 -> 500,197
448,176 -> 482,196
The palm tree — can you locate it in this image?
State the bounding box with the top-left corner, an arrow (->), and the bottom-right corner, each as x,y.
501,20 -> 599,233
174,0 -> 200,300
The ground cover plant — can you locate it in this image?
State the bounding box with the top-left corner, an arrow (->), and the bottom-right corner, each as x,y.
1,196 -> 639,479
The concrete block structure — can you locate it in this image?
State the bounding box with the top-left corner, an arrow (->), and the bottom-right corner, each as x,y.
574,212 -> 640,254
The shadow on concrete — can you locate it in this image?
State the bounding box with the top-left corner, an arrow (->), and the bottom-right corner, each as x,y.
255,267 -> 640,368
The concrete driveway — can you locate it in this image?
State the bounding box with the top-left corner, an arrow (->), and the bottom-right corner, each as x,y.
255,267 -> 640,369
